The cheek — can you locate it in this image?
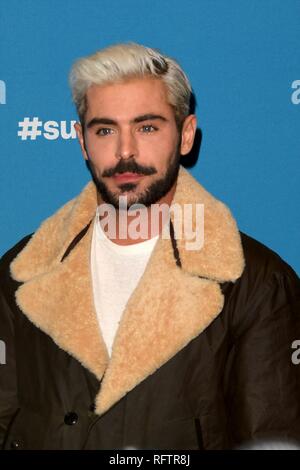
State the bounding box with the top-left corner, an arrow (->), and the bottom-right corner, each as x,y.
88,134 -> 111,151
151,137 -> 178,162
86,136 -> 115,165
140,133 -> 175,156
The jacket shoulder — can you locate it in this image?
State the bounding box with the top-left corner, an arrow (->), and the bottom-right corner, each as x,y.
239,230 -> 299,281
227,231 -> 300,332
219,230 -> 300,342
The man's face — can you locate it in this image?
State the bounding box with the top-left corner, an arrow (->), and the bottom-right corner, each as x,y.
75,77 -> 196,209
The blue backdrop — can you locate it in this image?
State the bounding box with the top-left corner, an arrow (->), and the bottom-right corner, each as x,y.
1,0 -> 299,274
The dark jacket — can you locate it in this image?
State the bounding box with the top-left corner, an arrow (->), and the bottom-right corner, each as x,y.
1,166 -> 300,450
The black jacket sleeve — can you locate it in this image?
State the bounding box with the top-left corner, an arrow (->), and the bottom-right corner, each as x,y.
0,283 -> 19,449
0,236 -> 32,449
226,266 -> 300,448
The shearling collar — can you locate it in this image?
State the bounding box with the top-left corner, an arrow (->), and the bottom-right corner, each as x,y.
10,165 -> 245,416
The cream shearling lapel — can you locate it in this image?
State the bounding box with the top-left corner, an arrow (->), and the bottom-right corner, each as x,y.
10,166 -> 245,416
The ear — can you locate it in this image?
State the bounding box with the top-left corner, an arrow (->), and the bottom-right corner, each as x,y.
74,122 -> 89,161
180,114 -> 197,155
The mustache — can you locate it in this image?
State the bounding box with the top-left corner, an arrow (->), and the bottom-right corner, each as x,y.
102,159 -> 157,177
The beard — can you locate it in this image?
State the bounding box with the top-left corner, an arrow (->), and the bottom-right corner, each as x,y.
85,140 -> 181,210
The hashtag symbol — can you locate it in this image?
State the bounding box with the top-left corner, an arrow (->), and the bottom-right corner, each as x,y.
18,117 -> 42,140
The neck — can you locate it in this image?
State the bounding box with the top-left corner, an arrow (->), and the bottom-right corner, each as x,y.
98,181 -> 177,246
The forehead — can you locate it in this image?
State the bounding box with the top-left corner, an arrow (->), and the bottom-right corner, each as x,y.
85,77 -> 174,119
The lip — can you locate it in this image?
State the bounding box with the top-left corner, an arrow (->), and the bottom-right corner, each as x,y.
113,172 -> 145,183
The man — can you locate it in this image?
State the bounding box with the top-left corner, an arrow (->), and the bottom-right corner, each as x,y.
0,42 -> 300,450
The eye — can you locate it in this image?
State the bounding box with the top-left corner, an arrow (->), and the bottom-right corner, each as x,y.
140,124 -> 158,133
96,128 -> 114,136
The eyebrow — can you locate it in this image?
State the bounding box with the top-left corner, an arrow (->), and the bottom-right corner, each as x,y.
86,114 -> 168,129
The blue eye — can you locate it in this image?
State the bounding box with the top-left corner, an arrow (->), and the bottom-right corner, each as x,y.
141,125 -> 157,133
96,128 -> 113,136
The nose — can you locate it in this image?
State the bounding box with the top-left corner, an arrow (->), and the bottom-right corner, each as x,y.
116,128 -> 138,160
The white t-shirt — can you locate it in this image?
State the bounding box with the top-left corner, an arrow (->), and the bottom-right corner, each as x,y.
90,207 -> 159,357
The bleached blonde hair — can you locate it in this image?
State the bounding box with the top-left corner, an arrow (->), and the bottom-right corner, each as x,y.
69,42 -> 192,130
